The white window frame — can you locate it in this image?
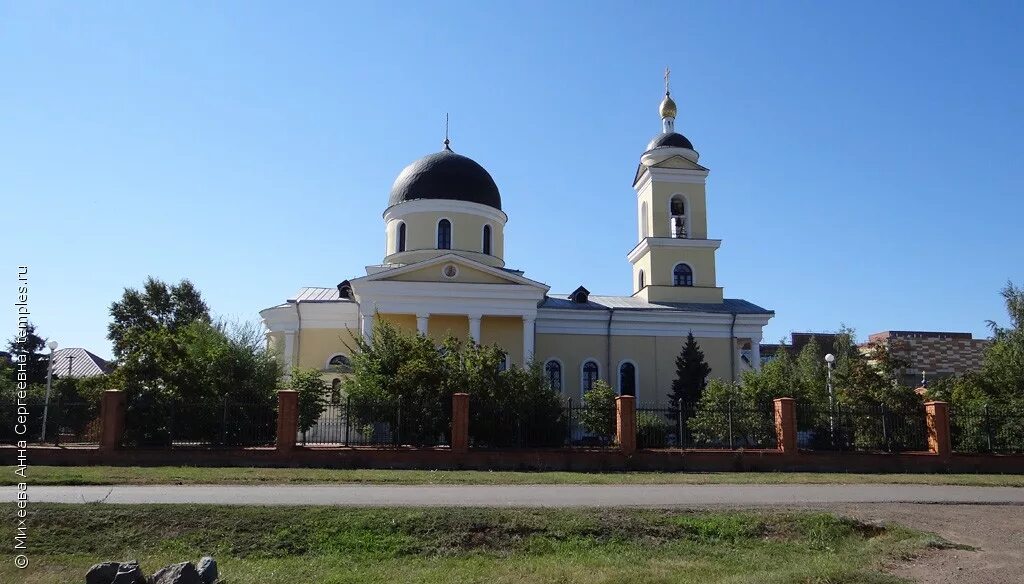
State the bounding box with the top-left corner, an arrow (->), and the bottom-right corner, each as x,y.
580,358 -> 601,396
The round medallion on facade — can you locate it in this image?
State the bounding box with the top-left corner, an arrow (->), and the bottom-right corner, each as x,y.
388,149 -> 502,210
442,264 -> 459,279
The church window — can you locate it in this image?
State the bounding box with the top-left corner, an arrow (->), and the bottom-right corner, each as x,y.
638,270 -> 645,290
640,201 -> 649,238
482,225 -> 492,255
545,360 -> 562,391
498,353 -> 508,372
328,354 -> 352,373
618,362 -> 637,397
581,360 -> 599,393
437,219 -> 452,249
330,379 -> 341,404
397,222 -> 406,252
670,195 -> 687,238
672,263 -> 693,287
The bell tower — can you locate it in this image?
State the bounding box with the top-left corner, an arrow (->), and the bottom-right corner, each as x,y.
628,69 -> 724,304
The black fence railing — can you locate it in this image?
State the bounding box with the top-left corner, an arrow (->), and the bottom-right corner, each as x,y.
636,401 -> 777,449
0,399 -> 102,446
302,397 -> 450,447
123,398 -> 277,448
950,405 -> 1024,453
468,397 -> 615,449
795,403 -> 928,452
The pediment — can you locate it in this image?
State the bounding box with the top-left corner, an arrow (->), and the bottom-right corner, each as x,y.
652,155 -> 707,170
354,254 -> 549,290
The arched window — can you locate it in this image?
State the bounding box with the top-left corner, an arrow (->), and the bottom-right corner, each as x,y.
618,362 -> 636,397
330,379 -> 341,404
437,219 -> 452,249
638,269 -> 645,290
397,222 -> 406,253
581,360 -> 599,393
327,354 -> 352,373
670,195 -> 687,238
545,360 -> 562,391
498,353 -> 508,372
670,195 -> 685,216
640,201 -> 649,239
482,225 -> 492,255
672,263 -> 693,287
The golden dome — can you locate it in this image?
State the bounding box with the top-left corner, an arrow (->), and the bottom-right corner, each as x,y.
659,93 -> 677,119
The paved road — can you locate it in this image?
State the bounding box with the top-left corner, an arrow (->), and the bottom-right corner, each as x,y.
10,484 -> 1024,507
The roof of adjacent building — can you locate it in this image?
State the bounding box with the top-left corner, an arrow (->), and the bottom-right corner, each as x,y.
290,287 -> 346,302
867,330 -> 975,342
388,148 -> 502,210
540,294 -> 773,314
52,348 -> 112,378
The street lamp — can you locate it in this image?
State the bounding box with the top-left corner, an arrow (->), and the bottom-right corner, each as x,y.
41,340 -> 58,442
824,353 -> 836,445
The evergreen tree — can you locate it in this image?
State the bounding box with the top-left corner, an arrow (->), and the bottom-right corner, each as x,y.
6,321 -> 50,386
668,332 -> 712,406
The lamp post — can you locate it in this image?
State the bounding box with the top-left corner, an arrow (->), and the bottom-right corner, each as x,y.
824,353 -> 835,445
41,340 -> 58,442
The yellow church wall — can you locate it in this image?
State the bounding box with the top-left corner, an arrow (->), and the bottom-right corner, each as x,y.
632,246 -> 722,303
266,332 -> 284,359
385,211 -> 505,264
479,316 -> 523,365
296,328 -> 360,370
378,313 -> 417,334
535,333 -> 737,406
427,314 -> 469,341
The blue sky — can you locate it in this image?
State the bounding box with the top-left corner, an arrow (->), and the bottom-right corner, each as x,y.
4,1 -> 1022,359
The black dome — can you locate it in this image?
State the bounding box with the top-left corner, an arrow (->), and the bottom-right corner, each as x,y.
646,132 -> 694,151
388,149 -> 501,210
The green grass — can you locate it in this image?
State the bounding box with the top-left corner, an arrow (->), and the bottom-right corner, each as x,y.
2,505 -> 947,583
7,465 -> 1024,487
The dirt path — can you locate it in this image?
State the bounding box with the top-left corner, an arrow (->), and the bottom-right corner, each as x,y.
824,504 -> 1024,584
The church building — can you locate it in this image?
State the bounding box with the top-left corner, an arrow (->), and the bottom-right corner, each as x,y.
260,77 -> 773,406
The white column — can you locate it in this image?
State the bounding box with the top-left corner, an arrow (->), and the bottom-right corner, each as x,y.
522,316 -> 535,366
416,313 -> 429,335
751,339 -> 762,371
282,331 -> 296,372
360,313 -> 375,342
468,314 -> 482,345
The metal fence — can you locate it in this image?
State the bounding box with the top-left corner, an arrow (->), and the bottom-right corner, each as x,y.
795,403 -> 928,452
0,399 -> 101,446
468,397 -> 615,449
950,405 -> 1024,453
636,401 -> 777,449
301,397 -> 450,447
123,398 -> 277,448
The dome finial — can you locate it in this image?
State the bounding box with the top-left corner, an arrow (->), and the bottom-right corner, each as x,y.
443,113 -> 452,151
659,67 -> 677,132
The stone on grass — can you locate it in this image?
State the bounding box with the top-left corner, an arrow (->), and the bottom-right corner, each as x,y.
151,561 -> 201,584
196,556 -> 218,584
112,560 -> 147,584
85,561 -> 120,584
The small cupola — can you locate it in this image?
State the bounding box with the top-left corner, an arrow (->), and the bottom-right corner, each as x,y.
569,286 -> 590,304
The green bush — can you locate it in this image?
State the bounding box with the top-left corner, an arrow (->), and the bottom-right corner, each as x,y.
580,380 -> 616,440
636,411 -> 670,448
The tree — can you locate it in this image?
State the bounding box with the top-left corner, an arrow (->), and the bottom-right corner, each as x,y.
580,380 -> 616,441
668,332 -> 712,406
291,368 -> 328,437
108,277 -> 209,359
6,321 -> 50,386
108,278 -> 280,446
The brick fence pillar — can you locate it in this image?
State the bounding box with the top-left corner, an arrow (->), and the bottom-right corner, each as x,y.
451,393 -> 469,454
276,390 -> 299,453
99,389 -> 126,451
616,395 -> 636,456
773,397 -> 798,454
924,400 -> 951,457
